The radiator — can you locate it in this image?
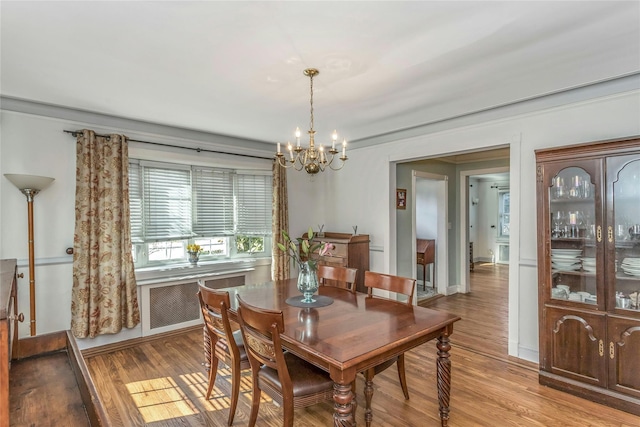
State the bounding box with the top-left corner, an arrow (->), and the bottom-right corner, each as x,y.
140,272 -> 246,336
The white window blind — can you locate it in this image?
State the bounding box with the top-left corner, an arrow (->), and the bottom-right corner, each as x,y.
237,173 -> 272,235
192,167 -> 235,236
143,163 -> 193,240
129,161 -> 144,243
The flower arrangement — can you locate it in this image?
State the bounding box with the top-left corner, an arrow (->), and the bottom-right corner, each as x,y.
187,243 -> 203,254
277,227 -> 333,268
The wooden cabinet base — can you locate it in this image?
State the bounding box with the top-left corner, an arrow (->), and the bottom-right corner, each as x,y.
540,371 -> 640,416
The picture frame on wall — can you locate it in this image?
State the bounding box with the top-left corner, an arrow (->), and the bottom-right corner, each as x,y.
396,188 -> 407,209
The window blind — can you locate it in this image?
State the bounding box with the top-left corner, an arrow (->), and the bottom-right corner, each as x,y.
192,167 -> 235,236
236,173 -> 272,235
129,161 -> 144,243
143,164 -> 193,240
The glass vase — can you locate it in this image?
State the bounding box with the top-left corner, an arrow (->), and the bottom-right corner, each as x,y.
297,261 -> 319,303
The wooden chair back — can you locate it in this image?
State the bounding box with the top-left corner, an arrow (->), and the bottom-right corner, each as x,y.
364,271 -> 416,306
236,295 -> 334,426
198,285 -> 239,357
317,265 -> 358,293
197,285 -> 251,424
236,295 -> 289,378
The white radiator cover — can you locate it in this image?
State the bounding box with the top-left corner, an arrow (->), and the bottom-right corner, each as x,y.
140,272 -> 246,336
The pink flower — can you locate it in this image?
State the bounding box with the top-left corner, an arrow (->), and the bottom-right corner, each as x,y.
319,242 -> 334,256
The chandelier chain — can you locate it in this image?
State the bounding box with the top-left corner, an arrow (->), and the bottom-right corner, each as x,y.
309,72 -> 314,132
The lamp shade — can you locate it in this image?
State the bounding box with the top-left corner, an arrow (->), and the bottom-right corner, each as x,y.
4,174 -> 55,191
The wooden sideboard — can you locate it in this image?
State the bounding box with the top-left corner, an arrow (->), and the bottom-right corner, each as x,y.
305,232 -> 370,293
1,259 -> 19,427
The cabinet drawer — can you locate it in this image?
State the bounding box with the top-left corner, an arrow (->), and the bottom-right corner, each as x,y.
326,243 -> 347,258
318,256 -> 347,267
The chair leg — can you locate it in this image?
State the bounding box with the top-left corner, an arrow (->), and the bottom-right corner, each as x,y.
227,360 -> 241,425
283,402 -> 294,427
397,354 -> 410,400
248,377 -> 261,427
423,263 -> 427,291
364,369 -> 374,427
205,355 -> 219,400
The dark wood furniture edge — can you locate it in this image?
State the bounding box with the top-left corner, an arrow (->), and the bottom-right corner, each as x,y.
66,331 -> 109,427
539,371 -> 640,416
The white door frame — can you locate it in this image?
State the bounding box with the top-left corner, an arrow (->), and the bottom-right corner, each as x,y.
412,171 -> 449,295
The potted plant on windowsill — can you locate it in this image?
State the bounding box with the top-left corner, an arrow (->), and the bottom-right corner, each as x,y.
187,244 -> 203,266
277,227 -> 333,303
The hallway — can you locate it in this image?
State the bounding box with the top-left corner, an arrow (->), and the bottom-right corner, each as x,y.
421,262 -> 510,362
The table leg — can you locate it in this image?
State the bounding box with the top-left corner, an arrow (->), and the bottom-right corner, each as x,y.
436,333 -> 452,426
333,382 -> 355,427
364,371 -> 374,427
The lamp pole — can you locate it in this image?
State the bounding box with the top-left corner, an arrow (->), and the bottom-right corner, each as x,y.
4,174 -> 55,336
23,188 -> 39,336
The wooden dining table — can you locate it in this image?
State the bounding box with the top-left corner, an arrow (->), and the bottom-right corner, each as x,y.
222,278 -> 460,427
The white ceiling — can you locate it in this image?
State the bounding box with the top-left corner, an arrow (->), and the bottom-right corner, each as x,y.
1,1 -> 639,147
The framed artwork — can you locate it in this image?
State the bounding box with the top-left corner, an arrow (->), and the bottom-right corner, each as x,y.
396,188 -> 407,209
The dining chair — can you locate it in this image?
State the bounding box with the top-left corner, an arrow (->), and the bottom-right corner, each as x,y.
361,271 -> 416,424
236,295 -> 334,427
317,264 -> 358,293
197,285 -> 251,426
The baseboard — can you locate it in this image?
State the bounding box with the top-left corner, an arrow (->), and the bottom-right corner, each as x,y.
81,324 -> 202,358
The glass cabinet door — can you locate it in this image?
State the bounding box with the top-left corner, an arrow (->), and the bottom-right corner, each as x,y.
608,155 -> 640,315
547,165 -> 599,306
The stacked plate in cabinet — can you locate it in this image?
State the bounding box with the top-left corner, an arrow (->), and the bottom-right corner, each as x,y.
551,249 -> 582,272
620,258 -> 640,276
581,257 -> 596,273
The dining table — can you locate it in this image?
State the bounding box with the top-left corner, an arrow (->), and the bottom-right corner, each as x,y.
222,278 -> 460,427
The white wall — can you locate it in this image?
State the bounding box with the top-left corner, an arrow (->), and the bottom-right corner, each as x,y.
416,179 -> 439,240
289,90 -> 640,362
2,88 -> 639,361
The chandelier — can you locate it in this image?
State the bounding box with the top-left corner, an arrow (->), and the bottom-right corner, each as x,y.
275,68 -> 347,175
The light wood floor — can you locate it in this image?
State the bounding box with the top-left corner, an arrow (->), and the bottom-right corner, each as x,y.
81,263 -> 640,426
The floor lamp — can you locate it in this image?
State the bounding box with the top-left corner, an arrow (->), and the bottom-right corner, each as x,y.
4,173 -> 55,336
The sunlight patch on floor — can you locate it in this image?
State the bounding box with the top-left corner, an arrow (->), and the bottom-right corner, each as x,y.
125,376 -> 199,423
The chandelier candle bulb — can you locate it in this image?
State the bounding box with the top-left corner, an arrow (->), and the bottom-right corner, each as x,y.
277,142 -> 281,154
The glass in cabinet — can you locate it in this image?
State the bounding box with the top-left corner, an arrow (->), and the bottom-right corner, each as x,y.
545,161 -> 602,308
608,154 -> 640,315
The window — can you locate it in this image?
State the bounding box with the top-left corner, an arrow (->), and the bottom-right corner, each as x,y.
498,189 -> 510,239
129,160 -> 272,267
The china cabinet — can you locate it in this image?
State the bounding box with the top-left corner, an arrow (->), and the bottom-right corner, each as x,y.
536,136 -> 640,415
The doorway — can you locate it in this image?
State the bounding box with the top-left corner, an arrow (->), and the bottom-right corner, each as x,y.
413,171 -> 448,301
460,167 -> 510,293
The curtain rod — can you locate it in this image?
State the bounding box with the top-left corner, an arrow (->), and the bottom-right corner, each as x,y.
63,130 -> 273,161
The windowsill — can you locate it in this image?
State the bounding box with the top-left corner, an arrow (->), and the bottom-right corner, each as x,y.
134,256 -> 271,285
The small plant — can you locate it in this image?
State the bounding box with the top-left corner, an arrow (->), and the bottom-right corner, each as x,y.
187,243 -> 203,254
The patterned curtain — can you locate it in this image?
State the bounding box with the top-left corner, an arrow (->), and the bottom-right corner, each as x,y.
271,160 -> 289,280
71,129 -> 140,338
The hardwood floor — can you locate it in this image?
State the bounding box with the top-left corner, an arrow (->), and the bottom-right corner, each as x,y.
79,264 -> 640,426
9,351 -> 89,427
420,262 -> 509,361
